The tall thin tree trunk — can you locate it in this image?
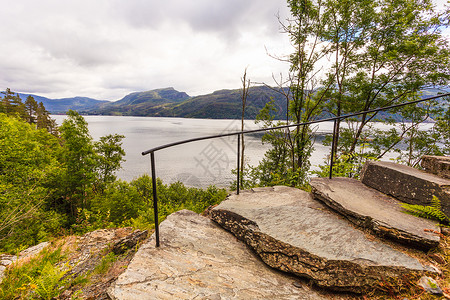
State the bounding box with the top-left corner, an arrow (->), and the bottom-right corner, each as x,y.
240,68 -> 250,188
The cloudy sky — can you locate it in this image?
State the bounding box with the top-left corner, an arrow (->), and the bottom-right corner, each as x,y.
1,1 -> 448,101
0,0 -> 292,100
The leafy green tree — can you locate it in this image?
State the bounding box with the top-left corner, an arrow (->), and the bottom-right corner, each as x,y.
247,0 -> 331,187
58,111 -> 126,217
0,90 -> 58,136
242,100 -> 294,187
59,110 -> 97,215
94,134 -> 126,191
253,0 -> 449,183
434,97 -> 450,155
319,0 -> 449,173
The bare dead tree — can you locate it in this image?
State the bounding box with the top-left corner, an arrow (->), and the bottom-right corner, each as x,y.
240,68 -> 250,189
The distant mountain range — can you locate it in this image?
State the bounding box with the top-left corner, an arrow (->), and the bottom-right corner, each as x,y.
17,93 -> 109,113
18,86 -> 292,119
15,86 -> 450,120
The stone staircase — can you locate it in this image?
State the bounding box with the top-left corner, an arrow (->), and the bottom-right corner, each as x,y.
210,155 -> 450,293
110,155 -> 450,298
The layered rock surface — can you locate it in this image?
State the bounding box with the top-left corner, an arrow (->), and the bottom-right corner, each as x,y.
58,228 -> 148,300
310,177 -> 440,250
109,210 -> 325,300
422,155 -> 450,179
210,186 -> 433,293
361,160 -> 450,215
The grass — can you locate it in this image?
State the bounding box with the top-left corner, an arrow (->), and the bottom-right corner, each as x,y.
0,246 -> 67,300
93,252 -> 119,275
0,234 -> 128,300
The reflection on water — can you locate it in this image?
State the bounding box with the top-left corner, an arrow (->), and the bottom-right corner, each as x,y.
52,115 -> 432,188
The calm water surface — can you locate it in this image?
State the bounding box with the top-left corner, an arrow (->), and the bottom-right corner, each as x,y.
52,116 -> 333,187
52,115 -> 432,188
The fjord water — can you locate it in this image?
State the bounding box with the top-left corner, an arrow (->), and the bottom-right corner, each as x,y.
52,115 -> 331,187
52,115 -> 433,188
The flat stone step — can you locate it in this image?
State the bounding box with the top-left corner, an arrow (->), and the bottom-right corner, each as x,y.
421,155 -> 450,179
310,177 -> 440,250
109,210 -> 326,300
361,160 -> 450,215
210,186 -> 434,293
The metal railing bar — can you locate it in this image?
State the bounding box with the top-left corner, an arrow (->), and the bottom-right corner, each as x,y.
150,152 -> 160,247
237,133 -> 241,195
142,92 -> 450,156
142,91 -> 450,248
329,119 -> 338,179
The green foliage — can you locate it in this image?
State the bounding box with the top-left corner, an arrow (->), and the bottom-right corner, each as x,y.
0,110 -> 127,252
26,261 -> 68,300
0,109 -> 225,253
314,152 -> 378,179
57,110 -> 126,219
0,113 -> 65,252
65,173 -> 227,235
241,96 -> 318,188
94,252 -> 118,275
401,196 -> 450,224
1,88 -> 58,135
317,0 -> 449,168
94,134 -> 126,188
251,0 -> 449,184
0,247 -> 66,300
91,180 -> 143,227
59,110 -> 98,212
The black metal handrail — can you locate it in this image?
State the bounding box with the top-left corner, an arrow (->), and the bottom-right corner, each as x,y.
142,92 -> 450,247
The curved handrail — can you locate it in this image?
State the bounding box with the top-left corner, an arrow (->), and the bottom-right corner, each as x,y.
142,92 -> 449,155
141,92 -> 450,247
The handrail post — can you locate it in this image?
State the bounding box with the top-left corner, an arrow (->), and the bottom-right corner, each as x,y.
150,152 -> 160,247
329,119 -> 338,179
237,133 -> 241,195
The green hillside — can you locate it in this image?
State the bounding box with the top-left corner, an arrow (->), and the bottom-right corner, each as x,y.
87,87 -> 190,116
87,86 -> 289,119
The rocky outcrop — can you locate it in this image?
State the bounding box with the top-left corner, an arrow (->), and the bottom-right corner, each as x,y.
361,160 -> 450,215
210,186 -> 434,293
310,177 -> 440,250
421,155 -> 450,179
57,228 -> 148,300
109,210 -> 326,300
61,228 -> 147,280
0,241 -> 49,284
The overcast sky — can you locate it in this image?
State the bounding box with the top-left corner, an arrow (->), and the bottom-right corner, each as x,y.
0,1 -> 448,101
0,0 -> 292,100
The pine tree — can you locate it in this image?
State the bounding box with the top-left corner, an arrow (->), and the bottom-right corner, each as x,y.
24,95 -> 38,125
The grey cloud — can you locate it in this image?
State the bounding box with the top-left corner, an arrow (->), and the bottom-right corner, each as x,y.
112,0 -> 283,38
0,0 -> 289,99
29,31 -> 126,68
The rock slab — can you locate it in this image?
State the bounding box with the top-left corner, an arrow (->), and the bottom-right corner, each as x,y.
361,160 -> 450,215
421,155 -> 450,179
109,210 -> 325,300
211,186 -> 433,293
310,177 -> 440,250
